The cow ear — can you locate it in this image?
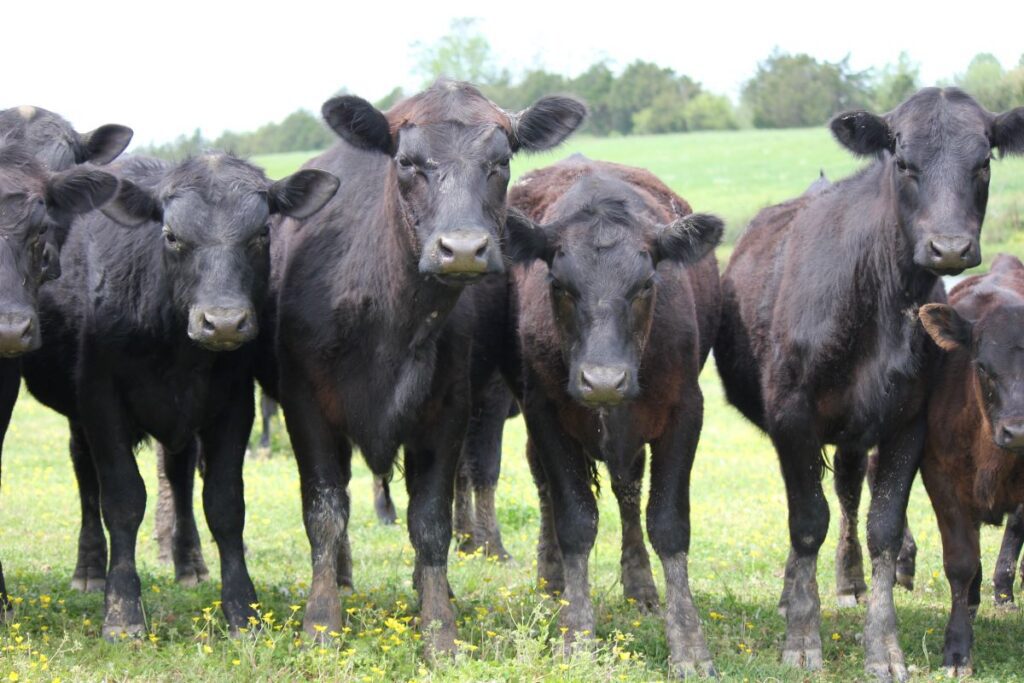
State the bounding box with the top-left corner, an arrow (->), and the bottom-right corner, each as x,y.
46,168 -> 119,215
79,124 -> 133,165
992,107 -> 1024,156
920,303 -> 973,351
830,110 -> 893,157
100,178 -> 162,227
652,213 -> 723,265
504,209 -> 555,263
269,169 -> 340,219
322,96 -> 392,154
513,96 -> 587,152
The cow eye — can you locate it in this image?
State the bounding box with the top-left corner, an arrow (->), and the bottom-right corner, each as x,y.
162,226 -> 180,248
895,157 -> 909,173
397,155 -> 414,169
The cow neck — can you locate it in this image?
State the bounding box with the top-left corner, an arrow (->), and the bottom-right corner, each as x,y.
862,161 -> 939,322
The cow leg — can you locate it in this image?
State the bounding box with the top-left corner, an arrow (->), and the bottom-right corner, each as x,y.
404,402 -> 467,657
648,396 -> 715,678
936,504 -> 981,675
994,506 -> 1024,607
609,452 -> 657,613
769,398 -> 828,671
69,422 -> 107,594
280,372 -> 348,640
524,400 -> 597,653
79,379 -> 146,639
868,452 -> 917,591
833,446 -> 868,607
256,392 -> 277,458
0,361 -> 19,619
863,418 -> 925,683
372,474 -> 398,526
335,480 -> 353,593
160,440 -> 209,587
453,460 -> 475,553
199,388 -> 258,632
526,438 -> 564,594
154,445 -> 174,565
461,381 -> 513,560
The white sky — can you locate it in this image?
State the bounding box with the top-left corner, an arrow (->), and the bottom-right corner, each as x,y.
2,0 -> 1021,146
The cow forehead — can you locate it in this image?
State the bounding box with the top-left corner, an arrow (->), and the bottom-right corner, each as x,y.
397,122 -> 509,158
555,222 -> 652,285
977,307 -> 1024,350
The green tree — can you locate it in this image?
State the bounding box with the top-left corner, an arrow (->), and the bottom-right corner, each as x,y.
607,61 -> 701,134
957,53 -> 1011,110
872,52 -> 920,111
569,62 -> 616,134
374,87 -> 406,111
683,93 -> 738,131
742,51 -> 871,128
413,17 -> 498,87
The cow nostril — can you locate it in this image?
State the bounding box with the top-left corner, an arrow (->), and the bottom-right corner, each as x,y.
438,239 -> 455,259
202,314 -> 217,333
475,242 -> 488,258
580,371 -> 593,392
236,312 -> 250,333
614,371 -> 627,391
929,240 -> 943,259
958,242 -> 971,258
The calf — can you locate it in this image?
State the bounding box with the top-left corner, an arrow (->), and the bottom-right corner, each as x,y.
0,139 -> 123,617
918,254 -> 1024,675
714,87 -> 1024,681
273,80 -> 584,652
21,153 -> 338,637
505,157 -> 722,676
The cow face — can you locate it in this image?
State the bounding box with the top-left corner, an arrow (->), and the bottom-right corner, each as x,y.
321,81 -> 586,285
0,145 -> 119,356
921,303 -> 1024,453
508,187 -> 722,408
831,88 -> 1024,276
0,106 -> 133,172
102,155 -> 338,351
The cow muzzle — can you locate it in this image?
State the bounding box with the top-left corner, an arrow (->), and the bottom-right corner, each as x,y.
187,306 -> 257,351
917,235 -> 980,275
994,418 -> 1024,452
420,229 -> 502,283
575,363 -> 631,408
0,311 -> 39,357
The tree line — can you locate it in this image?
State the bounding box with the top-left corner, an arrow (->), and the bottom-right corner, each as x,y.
136,19 -> 1024,159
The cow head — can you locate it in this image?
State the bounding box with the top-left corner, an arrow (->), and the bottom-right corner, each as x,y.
508,178 -> 722,408
0,105 -> 133,172
321,80 -> 586,285
102,154 -> 338,351
0,143 -> 119,356
921,302 -> 1024,453
831,88 -> 1024,276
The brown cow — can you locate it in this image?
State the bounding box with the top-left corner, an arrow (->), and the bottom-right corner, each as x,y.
919,253 -> 1024,676
505,156 -> 723,676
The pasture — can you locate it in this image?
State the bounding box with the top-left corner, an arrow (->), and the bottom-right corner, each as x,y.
0,128 -> 1022,681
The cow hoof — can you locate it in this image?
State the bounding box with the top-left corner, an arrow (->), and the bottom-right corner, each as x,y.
895,572 -> 914,592
102,621 -> 145,641
836,593 -> 862,608
781,644 -> 822,670
175,569 -> 209,588
866,647 -> 909,682
671,658 -> 718,680
994,598 -> 1018,611
624,586 -> 660,614
71,576 -> 106,593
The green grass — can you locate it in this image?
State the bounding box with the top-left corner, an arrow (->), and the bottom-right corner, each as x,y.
0,130 -> 1021,681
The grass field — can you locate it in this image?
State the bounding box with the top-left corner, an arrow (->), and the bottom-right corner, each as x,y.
0,130 -> 1022,681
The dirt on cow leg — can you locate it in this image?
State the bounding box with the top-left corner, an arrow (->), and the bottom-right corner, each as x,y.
473,485 -> 512,561
864,550 -> 909,682
895,523 -> 917,591
417,565 -> 456,657
661,552 -> 714,678
336,527 -> 354,593
559,554 -> 596,656
453,466 -> 476,554
155,461 -> 174,565
536,492 -> 565,595
780,552 -> 823,671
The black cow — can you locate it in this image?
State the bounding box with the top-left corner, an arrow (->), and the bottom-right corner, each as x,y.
0,106 -> 131,615
273,80 -> 584,652
21,153 -> 337,637
0,139 -> 124,617
714,88 -> 1024,680
504,157 -> 722,676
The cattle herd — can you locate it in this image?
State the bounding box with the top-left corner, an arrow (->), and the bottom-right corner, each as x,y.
0,82 -> 1022,680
